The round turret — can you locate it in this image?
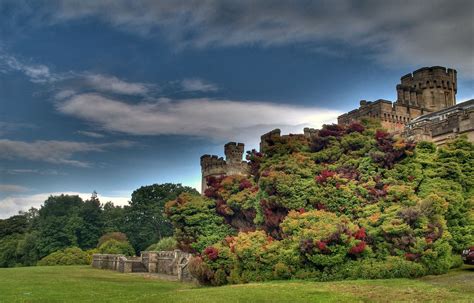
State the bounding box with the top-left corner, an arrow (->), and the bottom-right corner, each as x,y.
397,66 -> 457,111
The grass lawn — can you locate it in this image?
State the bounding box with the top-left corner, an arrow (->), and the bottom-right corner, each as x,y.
0,265 -> 472,303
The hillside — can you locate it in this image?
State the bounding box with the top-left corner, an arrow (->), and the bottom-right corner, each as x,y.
165,121 -> 474,285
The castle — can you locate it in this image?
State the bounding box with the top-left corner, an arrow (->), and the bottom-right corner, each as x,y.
201,66 -> 473,193
338,66 -> 458,133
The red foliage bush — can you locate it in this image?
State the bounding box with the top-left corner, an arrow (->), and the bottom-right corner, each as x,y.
204,246 -> 219,261
239,179 -> 253,190
315,170 -> 336,184
319,124 -> 346,137
375,130 -> 389,141
346,122 -> 365,133
404,253 -> 420,261
316,240 -> 329,253
349,241 -> 366,254
353,227 -> 366,240
246,149 -> 264,178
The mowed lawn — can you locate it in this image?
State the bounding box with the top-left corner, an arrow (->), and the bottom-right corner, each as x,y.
0,266 -> 473,303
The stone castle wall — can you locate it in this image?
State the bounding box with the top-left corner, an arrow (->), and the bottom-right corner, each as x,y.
337,66 -> 468,138
338,99 -> 424,133
405,99 -> 474,145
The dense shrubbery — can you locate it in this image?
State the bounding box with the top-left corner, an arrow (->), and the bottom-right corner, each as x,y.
146,237 -> 178,251
167,121 -> 474,285
97,239 -> 135,256
97,232 -> 129,247
37,247 -> 90,266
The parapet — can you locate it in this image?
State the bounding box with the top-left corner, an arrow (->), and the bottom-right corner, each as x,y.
200,154 -> 226,174
401,66 -> 457,84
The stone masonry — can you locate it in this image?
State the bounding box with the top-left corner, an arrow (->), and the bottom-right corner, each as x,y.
338,66 -> 458,134
200,142 -> 248,193
92,250 -> 194,282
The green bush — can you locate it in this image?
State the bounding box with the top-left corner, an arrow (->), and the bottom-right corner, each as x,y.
37,247 -> 90,266
339,257 -> 427,280
98,239 -> 135,256
164,123 -> 474,285
97,232 -> 128,247
146,237 -> 177,251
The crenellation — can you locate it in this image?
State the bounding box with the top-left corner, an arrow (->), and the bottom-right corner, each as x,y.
200,142 -> 248,193
339,66 -> 458,133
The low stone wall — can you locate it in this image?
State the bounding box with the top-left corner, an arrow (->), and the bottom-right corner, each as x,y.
92,250 -> 194,281
91,254 -> 124,271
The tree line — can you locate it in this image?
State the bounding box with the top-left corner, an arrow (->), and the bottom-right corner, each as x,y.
0,183 -> 198,267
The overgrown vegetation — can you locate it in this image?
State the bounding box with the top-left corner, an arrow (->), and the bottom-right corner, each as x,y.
166,121 -> 474,285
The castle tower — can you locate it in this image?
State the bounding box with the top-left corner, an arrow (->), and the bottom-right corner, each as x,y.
200,155 -> 226,194
224,142 -> 244,164
200,142 -> 247,194
396,66 -> 457,112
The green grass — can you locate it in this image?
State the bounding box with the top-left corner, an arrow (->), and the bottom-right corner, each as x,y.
0,266 -> 472,302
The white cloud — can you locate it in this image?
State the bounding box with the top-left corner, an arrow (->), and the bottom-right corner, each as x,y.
180,78 -> 218,92
0,139 -> 134,167
12,0 -> 472,76
0,52 -> 63,83
56,93 -> 340,145
77,130 -> 105,138
1,53 -> 154,96
0,191 -> 131,219
84,73 -> 153,96
0,168 -> 64,176
0,184 -> 29,193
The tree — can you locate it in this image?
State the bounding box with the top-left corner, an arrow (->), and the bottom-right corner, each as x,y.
76,193 -> 103,249
102,202 -> 125,233
123,183 -> 199,252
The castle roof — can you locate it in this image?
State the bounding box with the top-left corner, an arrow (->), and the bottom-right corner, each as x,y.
410,99 -> 474,124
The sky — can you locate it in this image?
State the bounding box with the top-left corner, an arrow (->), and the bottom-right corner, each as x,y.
0,0 -> 473,218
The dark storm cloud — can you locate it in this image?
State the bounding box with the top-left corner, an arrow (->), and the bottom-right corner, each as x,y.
1,0 -> 472,74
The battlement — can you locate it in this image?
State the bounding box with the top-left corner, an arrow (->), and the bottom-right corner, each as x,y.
200,154 -> 226,171
224,142 -> 245,164
395,66 -> 457,111
200,142 -> 248,193
338,66 -> 462,135
399,66 -> 457,92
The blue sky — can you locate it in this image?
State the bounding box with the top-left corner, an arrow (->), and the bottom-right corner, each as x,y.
1,0 -> 473,217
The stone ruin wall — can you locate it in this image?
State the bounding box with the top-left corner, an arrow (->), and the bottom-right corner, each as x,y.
92,250 -> 194,282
